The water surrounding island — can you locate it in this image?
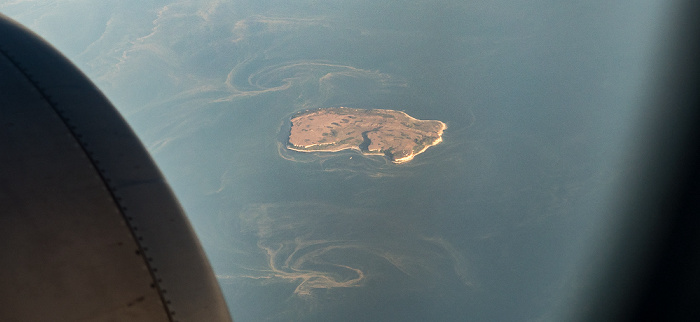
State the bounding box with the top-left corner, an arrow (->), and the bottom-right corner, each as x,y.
3,1 -> 665,321
287,107 -> 446,163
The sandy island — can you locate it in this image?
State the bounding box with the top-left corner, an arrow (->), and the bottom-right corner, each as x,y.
287,107 -> 446,164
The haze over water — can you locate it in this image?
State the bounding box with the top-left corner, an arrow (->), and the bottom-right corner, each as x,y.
2,0 -> 667,320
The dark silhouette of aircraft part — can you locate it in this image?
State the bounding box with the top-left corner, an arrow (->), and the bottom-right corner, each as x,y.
0,14 -> 232,322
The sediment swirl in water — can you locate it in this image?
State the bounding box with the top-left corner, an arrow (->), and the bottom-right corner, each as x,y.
216,202 -> 473,297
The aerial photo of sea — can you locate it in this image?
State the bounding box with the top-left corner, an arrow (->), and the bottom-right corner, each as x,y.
2,0 -> 668,320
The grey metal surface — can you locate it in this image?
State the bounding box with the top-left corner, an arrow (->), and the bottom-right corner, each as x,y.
0,14 -> 232,322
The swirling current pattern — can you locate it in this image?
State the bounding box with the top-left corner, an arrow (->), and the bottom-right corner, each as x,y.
216,202 -> 472,297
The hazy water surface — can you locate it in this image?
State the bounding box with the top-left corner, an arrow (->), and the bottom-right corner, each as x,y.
2,0 -> 667,320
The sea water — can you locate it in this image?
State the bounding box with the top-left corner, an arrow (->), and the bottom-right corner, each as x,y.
3,1 -> 665,320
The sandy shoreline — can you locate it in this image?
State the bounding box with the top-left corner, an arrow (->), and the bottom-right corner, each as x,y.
390,122 -> 446,164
